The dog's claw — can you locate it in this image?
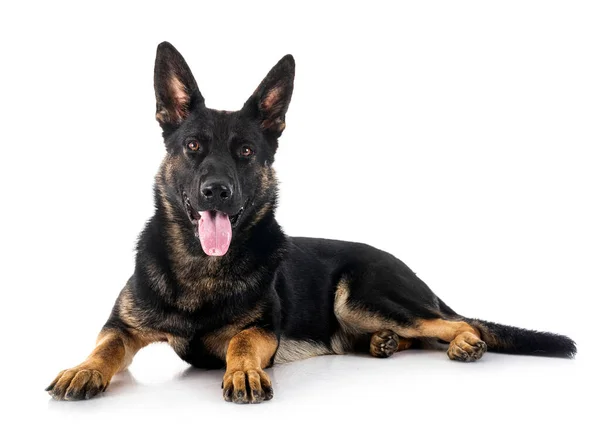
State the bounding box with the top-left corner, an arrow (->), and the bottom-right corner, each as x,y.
222,368 -> 273,405
46,367 -> 107,401
448,334 -> 487,362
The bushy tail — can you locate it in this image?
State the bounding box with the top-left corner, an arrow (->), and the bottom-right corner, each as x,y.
465,318 -> 577,358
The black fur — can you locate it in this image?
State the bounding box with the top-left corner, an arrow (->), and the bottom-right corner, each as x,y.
468,319 -> 576,358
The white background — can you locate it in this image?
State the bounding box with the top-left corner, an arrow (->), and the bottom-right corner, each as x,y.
1,1 -> 598,435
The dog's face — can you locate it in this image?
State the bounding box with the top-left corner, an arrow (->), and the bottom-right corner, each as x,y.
154,42 -> 294,256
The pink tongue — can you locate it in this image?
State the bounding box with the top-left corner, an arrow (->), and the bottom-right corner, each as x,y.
198,211 -> 232,256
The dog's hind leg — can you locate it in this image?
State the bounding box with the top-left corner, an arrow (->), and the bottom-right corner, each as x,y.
408,318 -> 487,362
369,330 -> 413,358
334,278 -> 416,358
334,277 -> 486,362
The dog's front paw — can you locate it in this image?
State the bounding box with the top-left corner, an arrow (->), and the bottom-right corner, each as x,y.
46,367 -> 108,401
222,368 -> 273,404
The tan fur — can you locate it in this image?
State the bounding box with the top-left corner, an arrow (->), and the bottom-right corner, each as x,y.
275,338 -> 332,364
91,330 -> 130,375
226,327 -> 278,370
155,110 -> 169,124
272,277 -> 414,363
251,202 -> 273,227
170,77 -> 189,117
152,158 -> 276,312
203,306 -> 265,360
222,328 -> 278,403
261,87 -> 282,112
397,338 -> 413,351
117,285 -> 186,347
118,285 -> 168,340
262,117 -> 286,132
333,277 -> 483,359
170,76 -> 190,122
334,278 -> 400,334
330,331 -> 354,354
153,156 -> 239,311
167,335 -> 190,357
117,284 -> 139,328
410,318 -> 480,342
260,166 -> 276,193
155,76 -> 190,124
47,282 -> 192,400
245,167 -> 277,227
46,327 -> 164,400
145,262 -> 170,296
259,87 -> 286,131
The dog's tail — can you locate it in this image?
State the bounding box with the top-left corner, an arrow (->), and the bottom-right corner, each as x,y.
464,318 -> 576,358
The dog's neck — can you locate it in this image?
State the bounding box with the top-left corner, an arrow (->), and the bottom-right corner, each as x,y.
136,193 -> 286,311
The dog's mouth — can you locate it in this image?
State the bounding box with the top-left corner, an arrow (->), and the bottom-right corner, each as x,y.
182,190 -> 245,257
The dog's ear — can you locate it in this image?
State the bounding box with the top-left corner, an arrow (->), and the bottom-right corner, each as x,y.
154,42 -> 204,129
243,55 -> 295,137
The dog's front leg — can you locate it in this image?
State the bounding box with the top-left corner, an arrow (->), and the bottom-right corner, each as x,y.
46,328 -> 153,400
222,327 -> 278,404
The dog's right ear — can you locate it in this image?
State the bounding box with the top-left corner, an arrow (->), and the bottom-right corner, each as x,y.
154,42 -> 204,129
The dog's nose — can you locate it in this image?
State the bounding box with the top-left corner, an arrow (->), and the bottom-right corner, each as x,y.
201,180 -> 233,202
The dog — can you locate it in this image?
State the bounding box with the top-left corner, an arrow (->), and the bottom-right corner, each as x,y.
46,42 -> 576,404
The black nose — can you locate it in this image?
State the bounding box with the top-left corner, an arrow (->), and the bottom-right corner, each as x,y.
201,180 -> 233,202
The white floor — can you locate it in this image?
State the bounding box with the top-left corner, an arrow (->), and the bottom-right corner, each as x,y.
11,341 -> 595,436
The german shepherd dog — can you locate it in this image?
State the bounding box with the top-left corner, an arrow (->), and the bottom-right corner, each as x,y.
47,42 -> 576,404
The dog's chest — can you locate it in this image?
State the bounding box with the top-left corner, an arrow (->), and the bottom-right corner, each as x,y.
168,268 -> 261,312
162,293 -> 267,367
170,319 -> 256,369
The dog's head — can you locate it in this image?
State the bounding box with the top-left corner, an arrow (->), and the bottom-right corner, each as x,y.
153,42 -> 294,257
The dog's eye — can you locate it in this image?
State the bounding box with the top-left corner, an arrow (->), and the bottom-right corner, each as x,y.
240,145 -> 254,157
187,140 -> 201,152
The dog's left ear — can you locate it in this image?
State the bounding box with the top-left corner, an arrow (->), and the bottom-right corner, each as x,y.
244,55 -> 295,137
